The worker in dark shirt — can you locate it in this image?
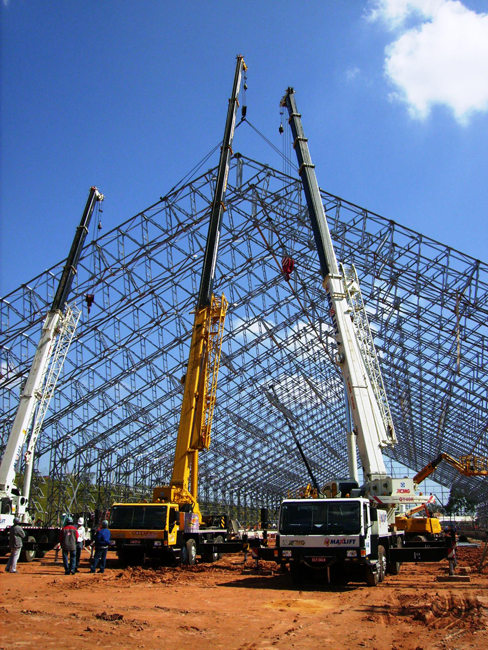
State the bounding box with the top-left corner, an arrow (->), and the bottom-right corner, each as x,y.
5,518 -> 25,573
90,520 -> 111,574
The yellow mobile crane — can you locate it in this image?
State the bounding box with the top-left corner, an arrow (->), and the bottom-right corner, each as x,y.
110,56 -> 246,566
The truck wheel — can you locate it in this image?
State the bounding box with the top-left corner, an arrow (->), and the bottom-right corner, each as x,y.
365,565 -> 379,587
20,536 -> 37,562
377,546 -> 386,582
182,538 -> 197,566
387,558 -> 401,575
35,534 -> 49,559
329,566 -> 348,586
290,561 -> 307,585
117,549 -> 144,567
209,535 -> 224,562
386,538 -> 402,575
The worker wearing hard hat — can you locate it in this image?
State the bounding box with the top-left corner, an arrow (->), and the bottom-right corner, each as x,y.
5,518 -> 25,573
75,517 -> 87,572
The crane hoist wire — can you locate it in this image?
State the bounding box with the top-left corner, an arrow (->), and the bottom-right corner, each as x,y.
240,118 -> 298,175
161,141 -> 222,201
251,195 -> 340,374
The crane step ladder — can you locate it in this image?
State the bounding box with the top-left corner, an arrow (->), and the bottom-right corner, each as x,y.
200,295 -> 228,449
341,264 -> 396,444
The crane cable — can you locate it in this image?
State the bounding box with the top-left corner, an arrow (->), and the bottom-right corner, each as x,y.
252,194 -> 340,375
240,119 -> 297,175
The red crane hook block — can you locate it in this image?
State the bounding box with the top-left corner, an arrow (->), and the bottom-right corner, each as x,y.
281,256 -> 295,281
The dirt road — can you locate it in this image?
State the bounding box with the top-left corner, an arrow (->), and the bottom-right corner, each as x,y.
1,545 -> 487,649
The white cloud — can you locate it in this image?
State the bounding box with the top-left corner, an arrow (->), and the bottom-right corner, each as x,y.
346,66 -> 361,82
368,0 -> 488,124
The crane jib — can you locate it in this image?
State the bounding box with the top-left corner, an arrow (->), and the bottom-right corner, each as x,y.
197,56 -> 246,309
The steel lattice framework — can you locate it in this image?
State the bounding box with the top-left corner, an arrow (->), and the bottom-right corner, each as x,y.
1,155 -> 487,521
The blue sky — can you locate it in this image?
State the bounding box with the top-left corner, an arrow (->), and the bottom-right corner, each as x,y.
1,0 -> 488,296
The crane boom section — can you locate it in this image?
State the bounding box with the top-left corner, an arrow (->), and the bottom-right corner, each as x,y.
281,88 -> 395,481
0,187 -> 103,520
170,294 -> 227,489
0,310 -> 61,496
198,55 -> 247,308
152,56 -> 246,515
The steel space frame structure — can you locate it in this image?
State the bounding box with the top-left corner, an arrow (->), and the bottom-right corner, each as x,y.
1,155 -> 487,523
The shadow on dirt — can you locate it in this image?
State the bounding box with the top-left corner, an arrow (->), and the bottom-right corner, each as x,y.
216,570 -> 359,593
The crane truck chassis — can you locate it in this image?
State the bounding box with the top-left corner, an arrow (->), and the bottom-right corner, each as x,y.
257,497 -> 450,586
110,504 -> 243,565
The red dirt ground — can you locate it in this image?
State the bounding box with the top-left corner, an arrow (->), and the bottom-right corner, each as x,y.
1,544 -> 488,649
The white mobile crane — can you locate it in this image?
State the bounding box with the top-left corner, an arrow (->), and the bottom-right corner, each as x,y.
0,187 -> 103,557
264,89 -> 448,586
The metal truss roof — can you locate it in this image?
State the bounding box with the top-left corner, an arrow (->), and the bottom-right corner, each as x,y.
1,155 -> 487,518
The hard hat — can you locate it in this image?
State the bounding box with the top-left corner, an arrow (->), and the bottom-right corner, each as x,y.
77,517 -> 84,525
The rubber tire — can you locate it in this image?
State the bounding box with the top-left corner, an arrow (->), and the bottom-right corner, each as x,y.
35,534 -> 49,559
387,557 -> 401,575
213,535 -> 224,561
20,536 -> 36,562
377,546 -> 386,582
329,566 -> 349,586
386,539 -> 402,576
204,535 -> 224,563
365,565 -> 379,587
290,561 -> 305,585
182,538 -> 197,566
117,549 -> 144,567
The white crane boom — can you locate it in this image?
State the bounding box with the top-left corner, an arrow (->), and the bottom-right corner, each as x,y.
280,88 -> 395,483
0,187 -> 103,526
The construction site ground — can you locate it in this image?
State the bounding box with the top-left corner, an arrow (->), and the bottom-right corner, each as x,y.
1,544 -> 488,649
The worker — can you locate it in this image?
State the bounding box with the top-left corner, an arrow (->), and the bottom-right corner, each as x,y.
5,517 -> 25,573
59,517 -> 79,575
445,525 -> 457,575
75,517 -> 86,572
90,520 -> 111,574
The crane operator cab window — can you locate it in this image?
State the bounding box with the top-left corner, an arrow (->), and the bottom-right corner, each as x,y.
363,503 -> 370,534
1,497 -> 12,514
110,505 -> 167,530
280,501 -> 361,535
168,507 -> 179,529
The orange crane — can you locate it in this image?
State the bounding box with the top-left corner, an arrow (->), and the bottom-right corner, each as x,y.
413,453 -> 488,484
396,453 -> 488,540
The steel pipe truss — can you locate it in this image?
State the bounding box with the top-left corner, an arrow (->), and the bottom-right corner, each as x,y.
1,155 -> 487,521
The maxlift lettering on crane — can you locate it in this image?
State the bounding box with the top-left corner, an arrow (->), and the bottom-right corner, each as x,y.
257,88 -> 450,586
0,187 -> 104,560
109,56 -> 248,566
